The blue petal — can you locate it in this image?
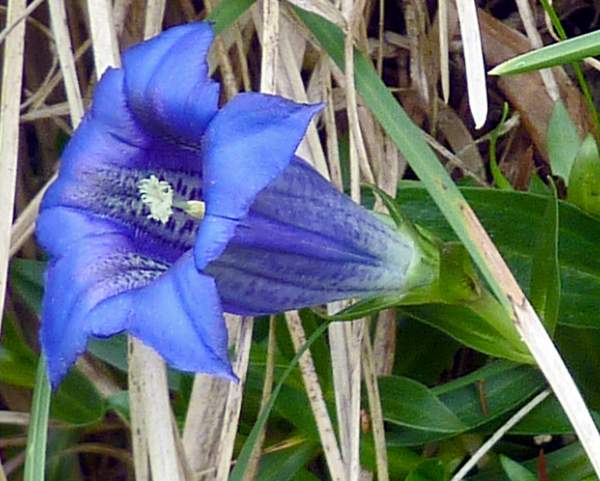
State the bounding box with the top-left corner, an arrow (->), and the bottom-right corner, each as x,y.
36,206 -> 127,258
195,93 -> 323,269
41,233 -> 167,386
42,236 -> 233,386
205,158 -> 415,315
124,253 -> 233,380
122,22 -> 219,144
39,69 -> 205,264
48,67 -> 204,180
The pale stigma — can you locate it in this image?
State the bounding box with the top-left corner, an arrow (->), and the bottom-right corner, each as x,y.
138,175 -> 174,224
138,175 -> 206,223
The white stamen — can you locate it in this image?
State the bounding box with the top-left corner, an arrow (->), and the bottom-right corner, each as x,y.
138,175 -> 174,224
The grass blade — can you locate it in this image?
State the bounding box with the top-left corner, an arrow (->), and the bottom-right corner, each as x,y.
24,358 -> 51,481
490,29 -> 600,76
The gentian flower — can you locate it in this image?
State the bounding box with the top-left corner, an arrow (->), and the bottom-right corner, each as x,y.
36,22 -> 438,387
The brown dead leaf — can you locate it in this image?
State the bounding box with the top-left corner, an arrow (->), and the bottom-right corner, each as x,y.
499,126 -> 535,189
437,101 -> 485,178
478,8 -> 590,162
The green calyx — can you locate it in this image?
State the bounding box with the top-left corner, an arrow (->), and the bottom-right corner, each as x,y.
330,185 -> 529,362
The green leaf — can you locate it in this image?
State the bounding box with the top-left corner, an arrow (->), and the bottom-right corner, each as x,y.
489,30 -> 600,75
547,101 -> 581,184
11,259 -> 46,314
568,134 -> 600,217
24,357 -> 51,481
0,313 -> 37,387
529,174 -> 550,195
273,385 -> 319,438
207,0 -> 255,35
556,325 -> 600,409
107,390 -> 130,422
378,376 -> 466,432
386,362 -> 545,446
529,181 -> 560,335
393,317 -> 459,385
51,369 -> 105,426
489,103 -> 513,190
471,443 -> 593,481
400,303 -> 531,363
364,183 -> 412,228
46,430 -> 80,481
406,460 -> 446,481
511,394 -> 600,435
256,441 -> 319,481
500,456 -> 538,481
395,184 -> 600,329
360,439 -> 422,478
87,335 -> 129,372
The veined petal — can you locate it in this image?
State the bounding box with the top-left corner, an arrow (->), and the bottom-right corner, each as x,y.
205,158 -> 416,315
195,93 -> 323,269
122,22 -> 219,144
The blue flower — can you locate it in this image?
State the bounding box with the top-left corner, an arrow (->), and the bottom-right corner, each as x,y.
36,22 -> 430,387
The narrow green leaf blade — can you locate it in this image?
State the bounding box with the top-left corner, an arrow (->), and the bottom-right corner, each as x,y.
500,456 -> 539,481
568,134 -> 600,217
379,376 -> 467,432
24,357 -> 51,481
529,182 -> 560,335
490,30 -> 600,75
547,100 -> 581,184
386,363 -> 545,446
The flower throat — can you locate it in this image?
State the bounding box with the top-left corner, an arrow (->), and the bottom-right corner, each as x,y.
138,174 -> 205,224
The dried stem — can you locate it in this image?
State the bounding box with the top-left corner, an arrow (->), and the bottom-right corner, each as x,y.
285,311 -> 346,481
0,0 -> 27,349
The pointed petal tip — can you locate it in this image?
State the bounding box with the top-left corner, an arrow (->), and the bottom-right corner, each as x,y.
46,353 -> 73,391
196,93 -> 324,268
208,357 -> 238,383
224,369 -> 240,384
